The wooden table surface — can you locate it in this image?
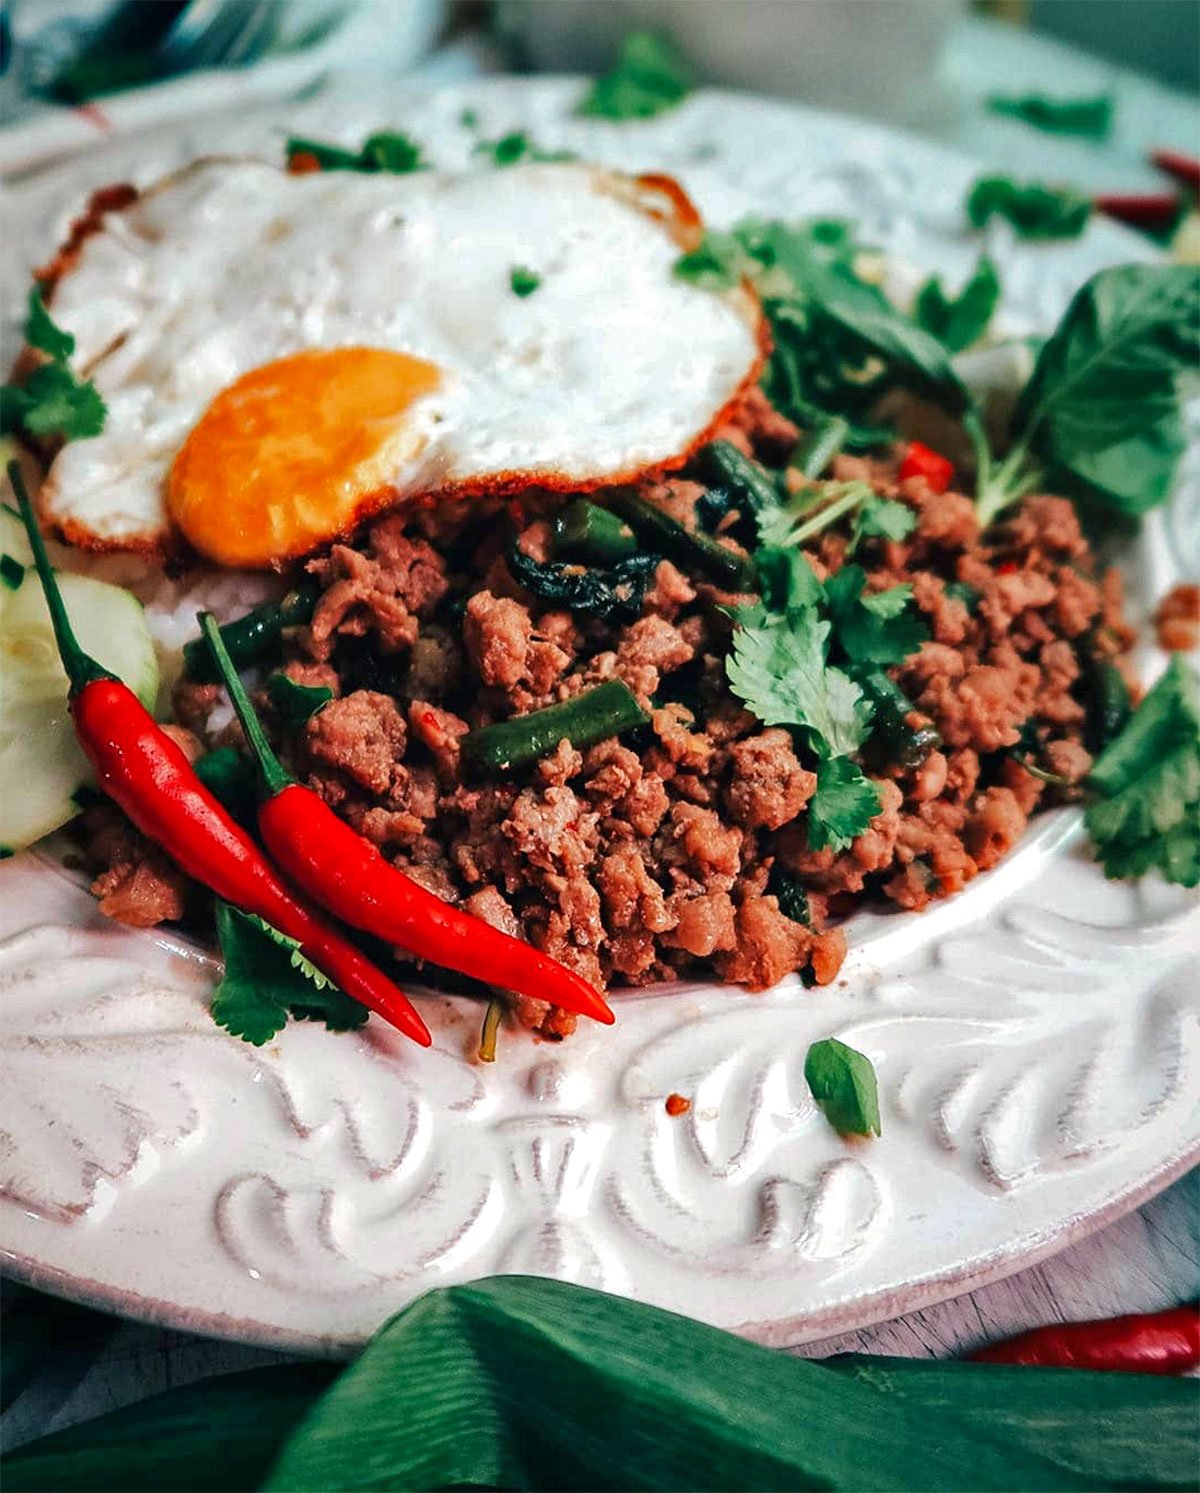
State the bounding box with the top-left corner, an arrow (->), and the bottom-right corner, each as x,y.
2,1169 -> 1196,1453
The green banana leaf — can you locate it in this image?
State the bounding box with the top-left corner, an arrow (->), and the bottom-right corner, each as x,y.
3,1277 -> 1196,1493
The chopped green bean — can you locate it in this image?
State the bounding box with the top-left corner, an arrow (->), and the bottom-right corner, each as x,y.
855,668 -> 941,768
182,583 -> 319,681
1082,656 -> 1132,755
553,500 -> 639,564
697,440 -> 781,516
606,489 -> 755,591
462,681 -> 649,774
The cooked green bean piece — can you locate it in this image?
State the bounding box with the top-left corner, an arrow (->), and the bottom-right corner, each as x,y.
607,489 -> 755,591
697,440 -> 781,515
794,416 -> 849,479
1082,656 -> 1132,755
463,681 -> 649,774
182,583 -> 319,681
856,668 -> 941,768
553,500 -> 639,564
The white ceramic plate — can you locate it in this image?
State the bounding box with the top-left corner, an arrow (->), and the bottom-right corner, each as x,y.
1,78 -> 1197,1355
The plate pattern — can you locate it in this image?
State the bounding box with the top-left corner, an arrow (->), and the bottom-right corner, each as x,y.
1,80 -> 1197,1351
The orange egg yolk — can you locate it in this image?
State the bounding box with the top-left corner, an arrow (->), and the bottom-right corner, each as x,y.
168,347 -> 442,568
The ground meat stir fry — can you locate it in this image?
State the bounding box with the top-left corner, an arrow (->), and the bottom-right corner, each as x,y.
88,388 -> 1137,1027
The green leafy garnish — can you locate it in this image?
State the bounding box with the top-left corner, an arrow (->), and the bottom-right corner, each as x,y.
678,218 -> 967,450
473,133 -> 575,167
913,256 -> 1000,353
966,176 -> 1092,240
849,494 -> 917,552
804,1037 -> 881,1137
509,266 -> 542,298
0,295 -> 106,442
24,289 -> 75,361
808,757 -> 884,854
265,672 -> 333,727
1084,657 -> 1199,888
576,31 -> 693,120
212,902 -> 367,1045
726,610 -> 872,758
823,567 -> 928,666
286,131 -> 426,174
988,92 -> 1113,140
974,264 -> 1200,525
0,553 -> 24,590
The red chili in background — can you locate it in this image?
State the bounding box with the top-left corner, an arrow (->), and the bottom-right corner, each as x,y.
898,441 -> 954,494
970,1305 -> 1200,1375
9,462 -> 430,1049
1149,148 -> 1200,195
199,614 -> 615,1029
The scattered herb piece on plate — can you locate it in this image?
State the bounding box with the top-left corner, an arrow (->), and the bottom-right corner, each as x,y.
265,672 -> 333,727
0,292 -> 106,442
509,266 -> 542,298
805,1037 -> 881,1137
966,175 -> 1092,240
473,132 -> 575,167
987,93 -> 1114,140
576,30 -> 693,120
285,131 -> 426,174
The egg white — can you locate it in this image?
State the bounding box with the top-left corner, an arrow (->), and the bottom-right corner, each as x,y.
38,160 -> 762,560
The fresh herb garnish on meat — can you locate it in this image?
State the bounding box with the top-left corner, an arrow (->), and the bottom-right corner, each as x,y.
509,266 -> 542,298
576,31 -> 693,120
805,1037 -> 881,1137
285,131 -> 427,174
1084,656 -> 1199,887
823,568 -> 929,666
973,264 -> 1200,525
726,611 -> 873,758
807,758 -> 885,853
473,133 -> 576,167
966,176 -> 1092,239
988,92 -> 1114,140
913,256 -> 1000,353
212,901 -> 367,1045
755,480 -> 916,555
0,291 -> 106,442
266,672 -> 333,726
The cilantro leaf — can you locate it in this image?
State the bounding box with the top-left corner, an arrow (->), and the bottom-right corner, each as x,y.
824,566 -> 928,666
988,93 -> 1113,140
212,902 -> 367,1045
265,672 -> 333,727
509,266 -> 542,298
807,757 -> 882,853
1084,657 -> 1199,889
576,31 -> 693,120
753,546 -> 824,613
473,133 -> 575,167
849,494 -> 917,552
25,288 -> 75,360
804,1037 -> 881,1137
286,131 -> 426,174
726,611 -> 872,757
966,176 -> 1092,240
913,256 -> 1000,354
1,363 -> 106,440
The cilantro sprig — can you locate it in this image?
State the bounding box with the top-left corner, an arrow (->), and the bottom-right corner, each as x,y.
212,902 -> 367,1045
0,290 -> 106,443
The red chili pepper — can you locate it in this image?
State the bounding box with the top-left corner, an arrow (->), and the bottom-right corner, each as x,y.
9,463 -> 430,1049
1095,192 -> 1182,232
898,441 -> 954,494
1150,148 -> 1200,195
970,1305 -> 1200,1375
200,615 -> 616,1029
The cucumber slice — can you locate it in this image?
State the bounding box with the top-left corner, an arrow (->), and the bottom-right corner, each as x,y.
0,568 -> 159,852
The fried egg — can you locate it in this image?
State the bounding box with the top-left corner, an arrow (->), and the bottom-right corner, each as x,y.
38,160 -> 764,568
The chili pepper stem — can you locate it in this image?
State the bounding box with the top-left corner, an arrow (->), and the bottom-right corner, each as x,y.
199,612 -> 293,798
7,459 -> 111,693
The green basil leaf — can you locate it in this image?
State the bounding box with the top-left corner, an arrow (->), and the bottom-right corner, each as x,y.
265,672 -> 333,727
576,30 -> 693,120
913,256 -> 1000,353
987,93 -> 1113,140
804,1036 -> 881,1136
966,176 -> 1092,240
